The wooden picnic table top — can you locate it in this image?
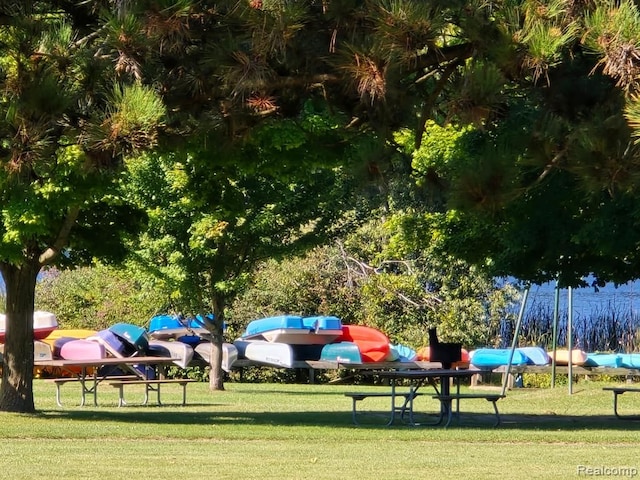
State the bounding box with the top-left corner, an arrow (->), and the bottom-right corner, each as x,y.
366,368 -> 486,380
34,356 -> 179,368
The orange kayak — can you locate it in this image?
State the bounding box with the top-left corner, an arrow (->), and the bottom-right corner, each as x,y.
417,346 -> 470,363
335,325 -> 390,362
548,349 -> 588,365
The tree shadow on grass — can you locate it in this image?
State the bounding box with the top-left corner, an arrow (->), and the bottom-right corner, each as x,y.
30,407 -> 640,431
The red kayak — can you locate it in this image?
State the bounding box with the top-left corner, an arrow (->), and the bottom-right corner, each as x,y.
336,325 -> 390,362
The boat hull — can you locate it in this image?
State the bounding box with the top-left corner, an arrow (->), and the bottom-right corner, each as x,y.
470,348 -> 529,369
388,344 -> 418,362
58,339 -> 106,360
147,339 -> 194,369
548,349 -> 588,366
0,311 -> 58,343
517,347 -> 550,365
109,323 -> 149,351
242,315 -> 342,345
619,353 -> 640,369
34,340 -> 53,361
148,314 -> 210,339
87,329 -> 133,357
234,339 -> 293,368
0,340 -> 53,361
335,325 -> 390,362
320,342 -> 362,363
193,342 -> 238,372
43,329 -> 97,346
300,316 -> 343,344
585,353 -> 622,368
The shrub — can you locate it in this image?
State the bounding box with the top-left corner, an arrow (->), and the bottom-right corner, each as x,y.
35,265 -> 166,329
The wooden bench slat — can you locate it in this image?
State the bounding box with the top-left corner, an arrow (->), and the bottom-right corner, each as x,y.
107,378 -> 196,407
344,391 -> 422,401
433,394 -> 504,401
45,375 -> 138,407
45,378 -> 84,384
46,375 -> 138,384
344,391 -> 422,426
106,379 -> 196,386
603,387 -> 640,394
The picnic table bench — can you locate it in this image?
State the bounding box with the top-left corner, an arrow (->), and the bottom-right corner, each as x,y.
344,390 -> 424,426
45,375 -> 138,407
433,393 -> 505,427
603,386 -> 640,419
107,378 -> 197,407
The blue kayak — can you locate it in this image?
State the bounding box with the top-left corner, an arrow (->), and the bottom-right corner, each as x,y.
320,342 -> 362,363
148,314 -> 210,338
302,316 -> 343,334
244,315 -> 342,345
389,343 -> 418,362
109,323 -> 149,351
619,353 -> 640,369
470,348 -> 529,369
516,346 -> 550,365
585,353 -> 622,368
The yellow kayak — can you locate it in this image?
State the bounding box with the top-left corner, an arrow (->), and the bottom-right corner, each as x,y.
42,329 -> 97,347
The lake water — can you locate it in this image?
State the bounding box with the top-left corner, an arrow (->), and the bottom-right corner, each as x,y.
502,275 -> 640,350
515,276 -> 640,319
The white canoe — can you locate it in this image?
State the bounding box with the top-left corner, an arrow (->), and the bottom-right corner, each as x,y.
194,342 -> 238,372
0,340 -> 53,361
233,339 -> 293,368
0,310 -> 58,343
147,339 -> 195,369
34,340 -> 54,361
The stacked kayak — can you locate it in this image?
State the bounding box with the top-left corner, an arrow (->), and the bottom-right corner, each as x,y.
517,347 -> 550,365
620,353 -> 640,368
585,352 -> 622,368
333,325 -> 391,363
469,348 -> 529,369
548,349 -> 588,366
0,311 -> 58,343
147,339 -> 195,369
234,339 -> 294,368
53,338 -> 106,361
193,341 -> 239,372
236,316 -> 394,367
242,315 -> 342,345
319,342 -> 362,363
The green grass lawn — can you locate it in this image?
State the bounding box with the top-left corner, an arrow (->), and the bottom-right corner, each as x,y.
1,378 -> 639,479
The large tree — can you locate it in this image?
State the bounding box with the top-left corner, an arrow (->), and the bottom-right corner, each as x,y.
125,108 -> 374,390
0,2 -> 164,412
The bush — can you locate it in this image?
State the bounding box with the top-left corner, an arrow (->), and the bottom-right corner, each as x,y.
228,241 -> 519,353
227,245 -> 363,329
36,265 -> 167,329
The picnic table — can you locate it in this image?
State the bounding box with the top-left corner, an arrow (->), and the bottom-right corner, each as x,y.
345,367 -> 503,427
35,356 -> 189,407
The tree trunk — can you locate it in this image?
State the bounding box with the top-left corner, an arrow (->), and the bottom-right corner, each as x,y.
208,295 -> 226,391
0,261 -> 40,413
